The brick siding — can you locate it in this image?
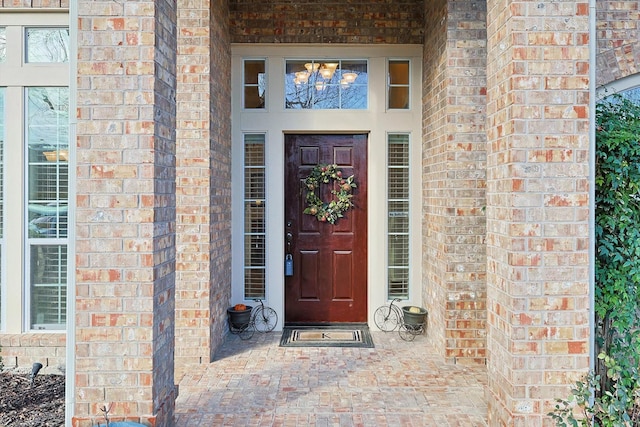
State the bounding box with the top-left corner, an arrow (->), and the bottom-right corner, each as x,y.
74,0 -> 178,425
485,0 -> 591,424
174,0 -> 232,375
0,334 -> 66,370
422,0 -> 488,366
596,0 -> 640,86
207,0 -> 233,363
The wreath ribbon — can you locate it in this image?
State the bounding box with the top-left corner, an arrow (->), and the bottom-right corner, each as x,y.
303,164 -> 357,224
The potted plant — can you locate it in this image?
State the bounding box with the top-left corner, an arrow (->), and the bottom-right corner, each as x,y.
402,305 -> 427,329
227,303 -> 253,331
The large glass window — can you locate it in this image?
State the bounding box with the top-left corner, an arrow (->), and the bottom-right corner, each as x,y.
387,134 -> 410,299
285,59 -> 368,109
27,87 -> 69,329
0,16 -> 69,332
244,134 -> 266,299
0,88 -> 4,329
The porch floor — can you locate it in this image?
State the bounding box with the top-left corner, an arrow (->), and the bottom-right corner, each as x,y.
175,330 -> 488,426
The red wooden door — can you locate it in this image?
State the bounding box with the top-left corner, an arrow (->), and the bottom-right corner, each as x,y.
284,134 -> 368,323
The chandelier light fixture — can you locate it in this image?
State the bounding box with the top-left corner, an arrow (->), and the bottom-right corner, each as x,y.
293,61 -> 358,88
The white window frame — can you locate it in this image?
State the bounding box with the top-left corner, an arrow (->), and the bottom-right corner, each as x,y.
387,59 -> 411,110
242,133 -> 267,299
386,133 -> 411,299
0,12 -> 69,333
242,58 -> 267,110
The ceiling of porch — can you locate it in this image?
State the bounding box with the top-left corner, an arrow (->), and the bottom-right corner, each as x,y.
228,0 -> 426,44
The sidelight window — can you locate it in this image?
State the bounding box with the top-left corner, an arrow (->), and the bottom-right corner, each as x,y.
243,134 -> 266,298
387,134 -> 410,299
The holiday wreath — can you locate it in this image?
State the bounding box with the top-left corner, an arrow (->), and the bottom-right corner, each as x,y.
303,164 -> 357,224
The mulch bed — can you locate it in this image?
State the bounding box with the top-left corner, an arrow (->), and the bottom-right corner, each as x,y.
0,372 -> 65,427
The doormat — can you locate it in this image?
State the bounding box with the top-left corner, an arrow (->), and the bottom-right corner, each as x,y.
280,324 -> 374,348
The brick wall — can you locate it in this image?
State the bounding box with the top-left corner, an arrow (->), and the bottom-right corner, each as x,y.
75,0 -> 178,425
207,0 -> 232,363
152,1 -> 178,426
422,0 -> 449,361
0,334 -> 66,370
596,0 -> 640,85
229,0 -> 424,44
174,0 -> 232,374
485,0 -> 591,424
422,0 -> 487,365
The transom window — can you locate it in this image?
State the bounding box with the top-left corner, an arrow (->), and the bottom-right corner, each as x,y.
388,60 -> 410,109
285,59 -> 368,109
243,59 -> 266,109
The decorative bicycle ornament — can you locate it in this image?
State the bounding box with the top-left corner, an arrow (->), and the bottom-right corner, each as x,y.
303,164 -> 357,224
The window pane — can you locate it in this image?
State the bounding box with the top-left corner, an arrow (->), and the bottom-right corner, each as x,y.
619,87 -> 640,105
389,201 -> 409,233
0,28 -> 6,62
27,87 -> 69,239
26,28 -> 70,63
388,134 -> 410,299
389,60 -> 409,85
285,59 -> 367,109
244,60 -> 266,109
388,168 -> 409,199
30,244 -> 67,329
27,87 -> 68,330
389,87 -> 409,109
244,134 -> 266,299
244,269 -> 265,299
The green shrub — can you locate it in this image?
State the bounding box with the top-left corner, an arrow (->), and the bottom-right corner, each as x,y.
550,95 -> 640,425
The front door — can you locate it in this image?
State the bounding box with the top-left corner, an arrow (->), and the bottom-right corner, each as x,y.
284,134 -> 368,323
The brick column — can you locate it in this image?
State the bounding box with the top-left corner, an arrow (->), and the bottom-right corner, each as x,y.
75,1 -> 177,425
485,0 -> 591,424
595,0 -> 640,86
174,0 -> 231,374
422,0 -> 488,365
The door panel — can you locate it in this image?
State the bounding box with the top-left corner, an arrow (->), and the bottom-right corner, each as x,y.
284,134 -> 367,323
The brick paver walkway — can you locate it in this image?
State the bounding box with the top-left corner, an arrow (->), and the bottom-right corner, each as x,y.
175,330 -> 488,426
